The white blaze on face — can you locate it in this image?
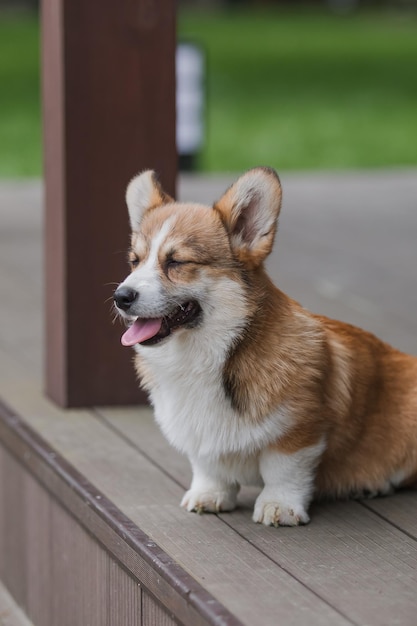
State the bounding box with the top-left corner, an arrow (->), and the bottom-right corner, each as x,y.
120,216 -> 175,315
142,216 -> 175,276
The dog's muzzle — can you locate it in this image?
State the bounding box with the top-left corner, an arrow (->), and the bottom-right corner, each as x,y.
114,286 -> 202,347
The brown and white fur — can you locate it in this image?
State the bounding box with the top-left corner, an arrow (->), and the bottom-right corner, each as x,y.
114,167 -> 417,526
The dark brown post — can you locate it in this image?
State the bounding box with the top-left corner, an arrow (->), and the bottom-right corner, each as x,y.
42,0 -> 177,407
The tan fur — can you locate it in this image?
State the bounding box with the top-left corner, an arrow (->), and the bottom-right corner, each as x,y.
224,272 -> 417,497
316,321 -> 417,497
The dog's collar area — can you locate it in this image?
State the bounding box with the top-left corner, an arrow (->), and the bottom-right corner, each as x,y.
121,301 -> 202,347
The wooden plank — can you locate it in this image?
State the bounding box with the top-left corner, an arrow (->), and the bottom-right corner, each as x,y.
226,503 -> 417,626
99,407 -> 417,626
0,448 -> 27,611
50,497 -> 110,626
0,397 -> 243,626
24,471 -> 53,626
360,491 -> 417,539
133,503 -> 342,626
0,445 -> 52,625
108,559 -> 141,626
0,440 -> 142,626
4,375 -> 416,626
142,593 -> 177,626
97,407 -> 192,488
42,0 -> 177,407
0,372 -> 347,626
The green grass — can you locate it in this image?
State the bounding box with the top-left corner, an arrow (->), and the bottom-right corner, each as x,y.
179,7 -> 417,171
0,8 -> 416,176
0,12 -> 41,177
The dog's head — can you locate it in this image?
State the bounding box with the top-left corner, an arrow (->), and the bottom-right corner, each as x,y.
114,167 -> 282,347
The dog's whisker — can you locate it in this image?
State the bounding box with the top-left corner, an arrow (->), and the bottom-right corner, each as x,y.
171,298 -> 185,311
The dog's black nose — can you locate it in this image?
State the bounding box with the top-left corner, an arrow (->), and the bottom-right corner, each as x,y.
114,286 -> 138,311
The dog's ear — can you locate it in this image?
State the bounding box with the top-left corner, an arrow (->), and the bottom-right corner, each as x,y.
126,170 -> 173,232
214,167 -> 282,267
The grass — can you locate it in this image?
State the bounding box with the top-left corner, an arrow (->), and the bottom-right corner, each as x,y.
0,12 -> 41,177
0,8 -> 416,176
179,7 -> 417,171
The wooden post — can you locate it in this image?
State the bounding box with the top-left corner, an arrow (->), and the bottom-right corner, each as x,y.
42,0 -> 177,407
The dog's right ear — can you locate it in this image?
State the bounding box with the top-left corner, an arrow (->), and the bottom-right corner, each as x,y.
125,170 -> 173,232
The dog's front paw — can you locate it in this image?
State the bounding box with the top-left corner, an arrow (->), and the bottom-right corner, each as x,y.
181,487 -> 238,514
253,497 -> 310,527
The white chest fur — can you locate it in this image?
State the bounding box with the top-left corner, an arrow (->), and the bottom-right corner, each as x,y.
136,322 -> 290,467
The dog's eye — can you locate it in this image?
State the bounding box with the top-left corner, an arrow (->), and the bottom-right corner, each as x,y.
129,255 -> 140,268
166,258 -> 183,269
166,252 -> 187,268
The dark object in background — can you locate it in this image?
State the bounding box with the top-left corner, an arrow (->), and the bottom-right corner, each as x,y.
177,42 -> 205,171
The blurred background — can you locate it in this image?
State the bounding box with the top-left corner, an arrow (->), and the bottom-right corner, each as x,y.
0,0 -> 416,176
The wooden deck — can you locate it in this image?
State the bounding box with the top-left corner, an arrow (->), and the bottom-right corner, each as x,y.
1,172 -> 417,625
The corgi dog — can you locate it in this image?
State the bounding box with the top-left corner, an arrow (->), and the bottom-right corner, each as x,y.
114,167 -> 417,526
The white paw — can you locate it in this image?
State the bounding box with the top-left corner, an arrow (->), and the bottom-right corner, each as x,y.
253,498 -> 310,527
181,487 -> 238,514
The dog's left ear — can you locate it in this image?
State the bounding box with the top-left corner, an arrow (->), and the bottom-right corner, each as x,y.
214,167 -> 282,267
126,170 -> 173,232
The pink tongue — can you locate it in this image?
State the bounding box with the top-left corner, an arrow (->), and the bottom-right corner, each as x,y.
121,318 -> 163,346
